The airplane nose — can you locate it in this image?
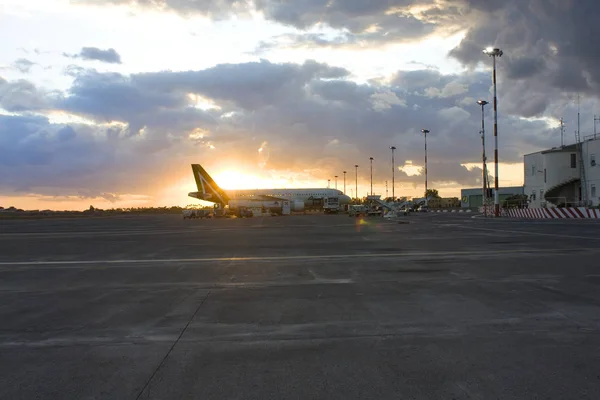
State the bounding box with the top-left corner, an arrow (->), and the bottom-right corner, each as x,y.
341,195 -> 352,204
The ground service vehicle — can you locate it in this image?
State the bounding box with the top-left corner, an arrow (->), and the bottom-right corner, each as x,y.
323,197 -> 340,214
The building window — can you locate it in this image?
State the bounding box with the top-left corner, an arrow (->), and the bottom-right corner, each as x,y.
571,153 -> 577,168
591,154 -> 596,167
540,190 -> 544,199
544,168 -> 546,183
592,184 -> 597,198
531,164 -> 535,176
531,192 -> 536,201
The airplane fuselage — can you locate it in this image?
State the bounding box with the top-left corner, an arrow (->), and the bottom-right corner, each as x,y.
225,188 -> 351,205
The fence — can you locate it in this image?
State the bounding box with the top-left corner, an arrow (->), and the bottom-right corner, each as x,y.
479,206 -> 600,219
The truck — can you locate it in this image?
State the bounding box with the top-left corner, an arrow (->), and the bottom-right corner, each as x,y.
323,196 -> 340,214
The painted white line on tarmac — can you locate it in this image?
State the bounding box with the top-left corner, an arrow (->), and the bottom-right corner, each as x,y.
0,223 -> 361,238
0,248 -> 587,267
457,225 -> 600,241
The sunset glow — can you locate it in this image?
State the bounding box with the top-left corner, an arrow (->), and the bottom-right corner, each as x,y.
212,169 -> 282,190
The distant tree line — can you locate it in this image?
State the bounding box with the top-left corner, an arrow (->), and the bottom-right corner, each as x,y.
89,205 -> 186,214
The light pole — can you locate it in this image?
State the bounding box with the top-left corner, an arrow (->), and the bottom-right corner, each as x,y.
421,129 -> 429,201
334,175 -> 338,190
343,171 -> 347,194
385,180 -> 388,198
327,179 -> 330,189
354,165 -> 359,202
478,100 -> 489,216
369,157 -> 374,195
389,146 -> 396,200
484,46 -> 503,217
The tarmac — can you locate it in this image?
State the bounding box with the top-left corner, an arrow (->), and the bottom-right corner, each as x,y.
1,212 -> 600,399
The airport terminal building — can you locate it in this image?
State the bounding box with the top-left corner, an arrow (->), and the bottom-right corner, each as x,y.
524,135 -> 600,207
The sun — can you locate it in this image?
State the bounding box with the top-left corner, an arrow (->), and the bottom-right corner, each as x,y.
212,169 -> 275,190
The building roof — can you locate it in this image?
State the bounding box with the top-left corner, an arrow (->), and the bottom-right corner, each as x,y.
461,186 -> 524,192
524,134 -> 600,156
541,144 -> 577,154
523,144 -> 577,157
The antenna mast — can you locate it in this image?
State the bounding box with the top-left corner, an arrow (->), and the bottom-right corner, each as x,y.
560,118 -> 564,147
576,93 -> 581,143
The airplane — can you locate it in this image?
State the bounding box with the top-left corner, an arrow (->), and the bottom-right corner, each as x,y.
188,164 -> 352,212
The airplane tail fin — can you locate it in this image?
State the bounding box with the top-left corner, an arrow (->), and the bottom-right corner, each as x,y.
190,164 -> 230,204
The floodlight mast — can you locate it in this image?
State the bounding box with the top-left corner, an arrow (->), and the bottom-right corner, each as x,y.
389,146 -> 396,200
478,100 -> 489,216
483,47 -> 503,217
421,129 -> 429,200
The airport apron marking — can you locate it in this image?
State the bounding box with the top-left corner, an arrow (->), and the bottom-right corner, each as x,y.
0,248 -> 584,267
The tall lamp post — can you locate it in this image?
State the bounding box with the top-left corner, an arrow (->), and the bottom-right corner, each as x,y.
477,100 -> 489,216
421,129 -> 429,202
354,165 -> 359,201
389,146 -> 396,200
327,179 -> 330,189
343,171 -> 347,194
334,175 -> 338,190
484,47 -> 503,217
369,157 -> 374,195
385,181 -> 388,198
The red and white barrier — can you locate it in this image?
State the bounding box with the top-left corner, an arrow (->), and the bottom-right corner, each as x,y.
478,206 -> 600,219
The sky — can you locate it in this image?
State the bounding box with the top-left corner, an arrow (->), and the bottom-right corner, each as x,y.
2,0 -> 600,210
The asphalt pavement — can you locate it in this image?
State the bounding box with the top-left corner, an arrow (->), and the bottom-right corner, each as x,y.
1,212 -> 600,399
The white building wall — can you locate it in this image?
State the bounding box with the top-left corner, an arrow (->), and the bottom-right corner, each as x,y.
584,138 -> 600,206
524,152 -> 545,208
543,150 -> 580,204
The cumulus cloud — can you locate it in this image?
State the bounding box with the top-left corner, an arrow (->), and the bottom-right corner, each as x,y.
447,0 -> 600,113
78,0 -> 437,45
76,0 -> 600,119
64,47 -> 122,64
252,33 -> 356,55
370,89 -> 406,111
12,59 -> 36,73
0,78 -> 48,112
0,57 -> 566,200
9,0 -> 600,206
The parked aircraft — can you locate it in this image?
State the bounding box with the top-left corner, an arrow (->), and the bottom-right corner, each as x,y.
188,164 -> 352,212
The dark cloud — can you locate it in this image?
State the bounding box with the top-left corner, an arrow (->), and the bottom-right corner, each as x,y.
251,15 -> 433,53
397,162 -> 483,187
448,0 -> 600,108
252,0 -> 436,44
0,113 -> 173,197
60,70 -> 188,130
64,47 -> 122,64
0,78 -> 48,112
132,59 -> 349,110
0,59 -> 564,200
